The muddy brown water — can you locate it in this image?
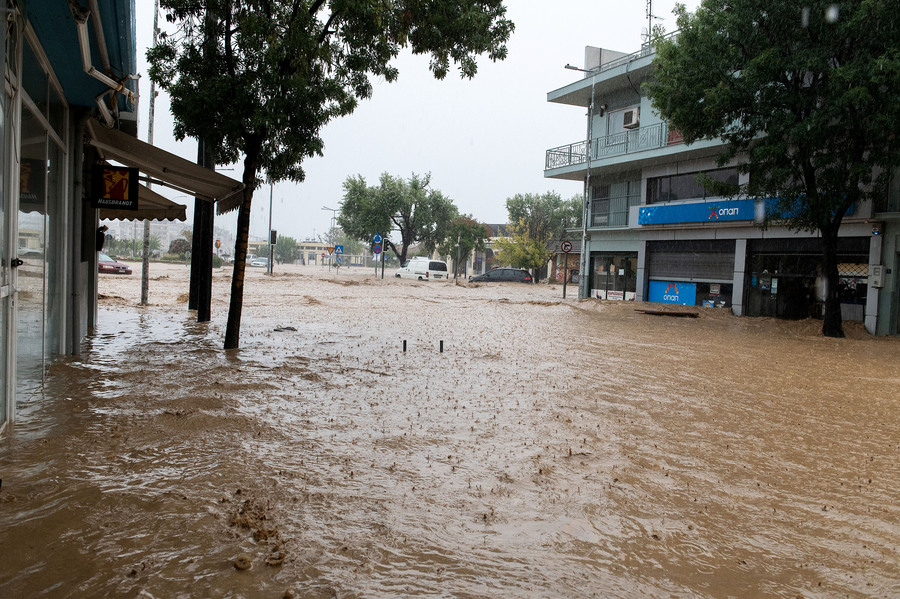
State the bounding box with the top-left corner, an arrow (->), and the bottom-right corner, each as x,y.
1,263 -> 898,598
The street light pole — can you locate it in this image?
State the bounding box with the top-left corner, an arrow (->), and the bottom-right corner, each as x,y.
565,64 -> 599,299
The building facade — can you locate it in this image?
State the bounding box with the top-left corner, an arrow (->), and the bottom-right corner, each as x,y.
0,1 -> 242,433
545,42 -> 898,335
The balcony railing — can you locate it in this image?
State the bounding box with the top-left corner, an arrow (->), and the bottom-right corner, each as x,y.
546,122 -> 679,170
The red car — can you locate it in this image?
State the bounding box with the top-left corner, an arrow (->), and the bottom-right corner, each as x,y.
98,253 -> 133,275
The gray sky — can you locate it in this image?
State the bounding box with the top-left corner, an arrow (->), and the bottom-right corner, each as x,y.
135,1 -> 699,242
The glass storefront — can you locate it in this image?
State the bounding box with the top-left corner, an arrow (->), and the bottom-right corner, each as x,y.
14,32 -> 68,400
589,253 -> 637,300
746,238 -> 869,320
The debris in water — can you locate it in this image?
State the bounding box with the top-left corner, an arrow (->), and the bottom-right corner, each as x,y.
233,554 -> 252,570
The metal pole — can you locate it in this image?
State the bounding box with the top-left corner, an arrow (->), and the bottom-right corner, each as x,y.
578,75 -> 595,299
268,183 -> 273,274
563,253 -> 568,299
140,0 -> 160,305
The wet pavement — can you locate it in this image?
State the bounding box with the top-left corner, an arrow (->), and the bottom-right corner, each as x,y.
1,264 -> 898,598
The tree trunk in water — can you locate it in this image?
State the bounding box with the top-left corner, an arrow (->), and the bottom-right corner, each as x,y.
821,229 -> 845,338
223,151 -> 259,350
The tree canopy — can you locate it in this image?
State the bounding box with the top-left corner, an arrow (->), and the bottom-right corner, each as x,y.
273,235 -> 299,264
148,0 -> 513,348
646,0 -> 900,337
436,216 -> 490,277
339,172 -> 458,264
493,192 -> 582,280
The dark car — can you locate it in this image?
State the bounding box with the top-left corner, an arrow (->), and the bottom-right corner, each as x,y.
98,253 -> 133,275
470,267 -> 532,283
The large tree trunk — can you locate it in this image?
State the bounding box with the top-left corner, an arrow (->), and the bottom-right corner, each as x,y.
223,151 -> 260,350
820,226 -> 845,338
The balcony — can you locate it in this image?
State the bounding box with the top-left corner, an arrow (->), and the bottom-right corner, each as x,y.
546,122 -> 681,171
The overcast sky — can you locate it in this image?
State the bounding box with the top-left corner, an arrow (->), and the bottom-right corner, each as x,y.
135,1 -> 699,242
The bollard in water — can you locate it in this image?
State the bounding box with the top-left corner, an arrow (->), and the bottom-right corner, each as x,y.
402,340 -> 407,352
440,340 -> 443,353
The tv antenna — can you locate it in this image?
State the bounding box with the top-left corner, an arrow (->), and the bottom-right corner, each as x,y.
644,0 -> 662,43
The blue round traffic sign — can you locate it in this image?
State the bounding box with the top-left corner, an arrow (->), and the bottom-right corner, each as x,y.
372,243 -> 382,255
373,234 -> 383,244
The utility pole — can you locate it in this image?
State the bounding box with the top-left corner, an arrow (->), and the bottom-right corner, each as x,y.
141,0 -> 161,305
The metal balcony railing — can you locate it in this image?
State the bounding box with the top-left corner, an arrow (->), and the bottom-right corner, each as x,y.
545,122 -> 679,170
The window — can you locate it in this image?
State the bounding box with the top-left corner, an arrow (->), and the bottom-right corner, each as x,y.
591,180 -> 640,227
646,167 -> 739,204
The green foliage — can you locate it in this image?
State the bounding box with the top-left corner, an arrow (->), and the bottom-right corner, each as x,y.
506,192 -> 581,242
492,220 -> 551,272
274,235 -> 299,264
149,0 -> 513,349
168,237 -> 191,256
645,0 -> 900,337
437,216 -> 490,274
211,254 -> 224,268
149,1 -> 514,186
339,172 -> 459,264
497,192 -> 581,280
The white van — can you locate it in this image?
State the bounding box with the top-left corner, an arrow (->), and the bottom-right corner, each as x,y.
395,257 -> 449,280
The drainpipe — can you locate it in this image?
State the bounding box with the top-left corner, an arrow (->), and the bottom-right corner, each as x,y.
69,0 -> 135,127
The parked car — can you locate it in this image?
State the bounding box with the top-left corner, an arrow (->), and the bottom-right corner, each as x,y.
395,257 -> 449,280
98,253 -> 132,275
470,267 -> 532,283
250,257 -> 269,267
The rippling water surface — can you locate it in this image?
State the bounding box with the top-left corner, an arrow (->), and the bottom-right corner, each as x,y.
1,264 -> 898,598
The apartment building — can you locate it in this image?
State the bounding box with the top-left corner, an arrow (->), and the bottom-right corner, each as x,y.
545,43 -> 898,335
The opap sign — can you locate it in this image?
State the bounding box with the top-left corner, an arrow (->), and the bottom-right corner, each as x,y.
648,280 -> 697,306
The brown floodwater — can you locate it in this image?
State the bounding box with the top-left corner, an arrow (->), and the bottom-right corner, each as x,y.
1,263 -> 898,598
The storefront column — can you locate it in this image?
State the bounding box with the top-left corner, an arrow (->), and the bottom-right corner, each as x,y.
732,239 -> 747,316
865,234 -> 883,335
635,241 -> 647,302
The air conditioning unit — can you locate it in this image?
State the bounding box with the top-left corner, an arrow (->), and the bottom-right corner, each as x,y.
623,107 -> 640,129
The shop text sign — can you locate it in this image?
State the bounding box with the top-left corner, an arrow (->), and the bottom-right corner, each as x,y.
639,199 -> 756,225
648,280 -> 697,306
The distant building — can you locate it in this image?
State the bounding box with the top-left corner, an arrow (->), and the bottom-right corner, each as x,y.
545,41 -> 898,334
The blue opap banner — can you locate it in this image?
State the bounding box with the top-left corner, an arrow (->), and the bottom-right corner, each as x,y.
648,280 -> 697,305
638,199 -> 757,225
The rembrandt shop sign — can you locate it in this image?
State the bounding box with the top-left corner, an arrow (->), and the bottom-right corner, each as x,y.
638,199 -> 757,225
92,166 -> 140,210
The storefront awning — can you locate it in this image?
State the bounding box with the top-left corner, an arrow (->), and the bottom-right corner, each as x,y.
85,118 -> 244,206
98,184 -> 187,222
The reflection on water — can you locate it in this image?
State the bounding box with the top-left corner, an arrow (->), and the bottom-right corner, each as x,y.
1,269 -> 898,598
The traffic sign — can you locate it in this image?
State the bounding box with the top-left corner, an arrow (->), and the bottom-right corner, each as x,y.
334,245 -> 344,254
335,256 -> 342,264
326,246 -> 334,255
373,234 -> 383,244
561,240 -> 573,253
372,243 -> 382,255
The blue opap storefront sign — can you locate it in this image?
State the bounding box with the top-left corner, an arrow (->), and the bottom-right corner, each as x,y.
648,280 -> 697,305
638,199 -> 757,225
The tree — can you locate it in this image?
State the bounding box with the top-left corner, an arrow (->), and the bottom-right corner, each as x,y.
492,220 -> 551,274
646,0 -> 900,337
274,235 -> 298,264
436,216 -> 490,277
498,192 -> 582,281
339,173 -> 459,264
149,1 -> 513,349
168,237 -> 192,256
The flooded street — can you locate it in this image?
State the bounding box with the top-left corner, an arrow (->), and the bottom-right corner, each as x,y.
1,262 -> 898,598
